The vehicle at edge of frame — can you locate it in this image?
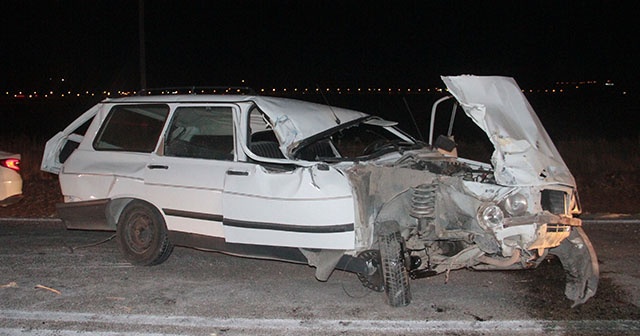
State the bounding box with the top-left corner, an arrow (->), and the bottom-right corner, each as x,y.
0,150 -> 22,207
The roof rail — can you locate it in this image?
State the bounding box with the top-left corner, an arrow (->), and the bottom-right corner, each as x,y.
138,86 -> 256,96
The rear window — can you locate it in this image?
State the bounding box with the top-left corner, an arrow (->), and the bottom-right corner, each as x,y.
93,105 -> 169,152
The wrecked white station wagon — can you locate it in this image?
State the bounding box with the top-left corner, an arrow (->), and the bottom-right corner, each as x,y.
42,75 -> 598,307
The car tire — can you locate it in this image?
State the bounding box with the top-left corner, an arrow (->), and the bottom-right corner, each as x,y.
378,227 -> 411,307
117,200 -> 173,266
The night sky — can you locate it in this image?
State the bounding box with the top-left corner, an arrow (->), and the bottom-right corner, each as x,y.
2,1 -> 639,91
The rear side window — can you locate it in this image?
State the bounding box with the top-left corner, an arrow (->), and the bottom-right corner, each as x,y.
164,106 -> 234,160
94,105 -> 169,152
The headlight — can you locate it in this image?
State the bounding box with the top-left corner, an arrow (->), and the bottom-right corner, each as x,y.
478,204 -> 504,230
503,193 -> 528,216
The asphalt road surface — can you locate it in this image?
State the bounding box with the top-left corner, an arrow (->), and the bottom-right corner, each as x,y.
0,220 -> 638,335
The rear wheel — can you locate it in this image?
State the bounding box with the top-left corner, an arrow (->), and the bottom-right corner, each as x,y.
378,228 -> 411,307
117,200 -> 173,266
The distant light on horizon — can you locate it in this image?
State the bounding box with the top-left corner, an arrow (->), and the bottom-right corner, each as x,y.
1,78 -> 629,100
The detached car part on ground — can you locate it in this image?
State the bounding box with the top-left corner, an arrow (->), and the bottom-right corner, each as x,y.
0,151 -> 22,207
41,75 -> 598,307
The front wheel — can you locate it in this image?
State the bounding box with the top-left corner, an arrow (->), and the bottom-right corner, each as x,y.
117,200 -> 173,266
378,228 -> 411,307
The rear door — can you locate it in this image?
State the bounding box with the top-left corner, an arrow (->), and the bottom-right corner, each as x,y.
53,104 -> 170,202
144,104 -> 238,238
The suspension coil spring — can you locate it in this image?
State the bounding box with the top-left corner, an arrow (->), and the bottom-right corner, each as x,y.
410,183 -> 437,219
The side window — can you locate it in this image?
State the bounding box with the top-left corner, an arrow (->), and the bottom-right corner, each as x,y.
247,107 -> 284,159
164,106 -> 234,160
94,105 -> 169,152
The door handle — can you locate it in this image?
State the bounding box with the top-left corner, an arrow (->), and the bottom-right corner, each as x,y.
147,164 -> 169,170
226,170 -> 249,176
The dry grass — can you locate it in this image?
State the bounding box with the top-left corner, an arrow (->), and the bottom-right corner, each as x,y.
558,137 -> 640,214
558,137 -> 640,175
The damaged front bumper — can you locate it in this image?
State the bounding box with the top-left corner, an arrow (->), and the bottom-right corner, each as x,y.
471,213 -> 599,307
549,226 -> 599,307
476,208 -> 598,307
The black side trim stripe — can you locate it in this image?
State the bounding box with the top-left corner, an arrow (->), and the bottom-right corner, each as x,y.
162,209 -> 353,233
224,218 -> 354,233
163,208 -> 223,222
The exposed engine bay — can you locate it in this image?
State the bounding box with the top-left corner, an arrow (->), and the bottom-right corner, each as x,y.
345,151 -> 597,307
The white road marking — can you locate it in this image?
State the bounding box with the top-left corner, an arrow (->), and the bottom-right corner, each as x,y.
0,329 -> 184,336
1,310 -> 639,335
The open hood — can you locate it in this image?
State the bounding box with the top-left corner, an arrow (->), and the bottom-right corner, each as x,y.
442,75 -> 575,187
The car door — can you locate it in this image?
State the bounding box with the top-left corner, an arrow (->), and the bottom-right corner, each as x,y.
221,107 -> 356,250
144,104 -> 237,238
52,103 -> 170,202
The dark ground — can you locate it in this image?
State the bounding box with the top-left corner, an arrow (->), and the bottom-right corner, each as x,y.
0,220 -> 638,336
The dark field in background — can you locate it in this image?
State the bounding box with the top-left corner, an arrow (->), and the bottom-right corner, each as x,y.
0,89 -> 638,215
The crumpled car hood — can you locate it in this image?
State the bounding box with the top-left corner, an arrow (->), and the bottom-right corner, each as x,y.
442,75 -> 575,187
253,96 -> 368,154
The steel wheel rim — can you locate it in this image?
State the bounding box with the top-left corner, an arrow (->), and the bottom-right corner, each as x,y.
126,212 -> 155,253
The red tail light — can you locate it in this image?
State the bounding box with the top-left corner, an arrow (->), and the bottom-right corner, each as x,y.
0,158 -> 20,171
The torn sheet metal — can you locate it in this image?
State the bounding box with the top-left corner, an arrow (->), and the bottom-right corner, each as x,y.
253,96 -> 368,155
441,75 -> 575,187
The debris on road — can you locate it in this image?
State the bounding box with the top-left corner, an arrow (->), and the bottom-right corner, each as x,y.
1,281 -> 18,288
34,284 -> 61,295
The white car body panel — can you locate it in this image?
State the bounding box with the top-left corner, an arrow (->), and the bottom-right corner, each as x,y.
60,150 -> 149,201
223,163 -> 355,249
144,153 -> 228,238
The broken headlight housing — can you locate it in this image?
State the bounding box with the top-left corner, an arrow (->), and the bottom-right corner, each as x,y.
478,204 -> 504,230
502,193 -> 528,216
